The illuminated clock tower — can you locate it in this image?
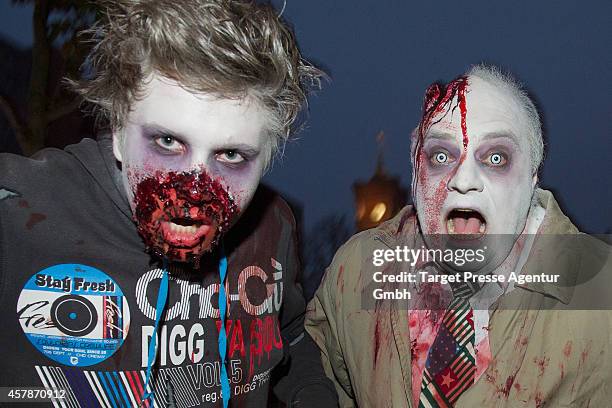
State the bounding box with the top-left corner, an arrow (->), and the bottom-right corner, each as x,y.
352,131 -> 408,231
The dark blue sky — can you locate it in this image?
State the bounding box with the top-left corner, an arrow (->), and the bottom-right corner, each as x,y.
1,1 -> 610,233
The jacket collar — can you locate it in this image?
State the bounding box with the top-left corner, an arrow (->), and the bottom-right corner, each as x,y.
512,189 -> 579,304
371,189 -> 580,304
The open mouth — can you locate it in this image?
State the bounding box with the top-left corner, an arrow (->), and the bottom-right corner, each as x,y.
161,217 -> 213,247
170,217 -> 203,233
446,208 -> 486,237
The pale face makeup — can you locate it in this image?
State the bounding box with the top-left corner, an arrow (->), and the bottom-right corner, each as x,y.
113,74 -> 271,263
414,76 -> 537,273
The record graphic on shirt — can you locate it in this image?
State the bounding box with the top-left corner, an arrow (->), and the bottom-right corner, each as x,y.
16,264 -> 131,367
50,294 -> 98,336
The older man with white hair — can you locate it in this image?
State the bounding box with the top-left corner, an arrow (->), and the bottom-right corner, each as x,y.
306,65 -> 611,407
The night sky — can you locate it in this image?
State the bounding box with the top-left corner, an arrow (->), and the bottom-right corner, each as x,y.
1,1 -> 610,233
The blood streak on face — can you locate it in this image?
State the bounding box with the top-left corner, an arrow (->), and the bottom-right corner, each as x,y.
413,76 -> 469,234
131,168 -> 239,264
457,80 -> 469,152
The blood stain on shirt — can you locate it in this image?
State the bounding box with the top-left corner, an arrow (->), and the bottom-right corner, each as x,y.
26,213 -> 46,229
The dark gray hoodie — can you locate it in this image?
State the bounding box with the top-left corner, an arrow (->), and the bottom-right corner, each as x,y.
0,138 -> 337,407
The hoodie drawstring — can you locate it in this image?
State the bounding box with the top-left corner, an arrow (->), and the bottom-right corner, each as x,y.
141,259 -> 169,407
218,243 -> 230,407
140,250 -> 231,408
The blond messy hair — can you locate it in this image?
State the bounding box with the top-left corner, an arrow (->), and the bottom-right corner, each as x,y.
72,0 -> 324,158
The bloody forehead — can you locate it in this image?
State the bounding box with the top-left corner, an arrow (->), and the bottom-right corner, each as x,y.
419,76 -> 469,148
412,76 -> 469,190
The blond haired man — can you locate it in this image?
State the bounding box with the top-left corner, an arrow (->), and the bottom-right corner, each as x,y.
0,1 -> 337,407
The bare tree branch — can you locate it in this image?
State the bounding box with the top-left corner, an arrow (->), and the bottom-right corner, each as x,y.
8,0 -> 99,154
25,0 -> 52,155
0,94 -> 30,150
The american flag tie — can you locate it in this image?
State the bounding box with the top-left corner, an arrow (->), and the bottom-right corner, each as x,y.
418,284 -> 476,408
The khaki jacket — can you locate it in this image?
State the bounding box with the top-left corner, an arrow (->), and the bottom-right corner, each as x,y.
305,190 -> 612,407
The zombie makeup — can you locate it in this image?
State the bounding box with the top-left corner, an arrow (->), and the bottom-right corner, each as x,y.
413,76 -> 536,273
113,75 -> 270,264
130,168 -> 239,263
413,76 -> 471,236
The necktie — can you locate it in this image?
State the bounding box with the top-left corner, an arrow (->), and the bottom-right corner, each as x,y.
418,284 -> 476,408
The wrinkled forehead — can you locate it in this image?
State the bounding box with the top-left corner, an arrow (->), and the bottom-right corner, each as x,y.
425,76 -> 530,147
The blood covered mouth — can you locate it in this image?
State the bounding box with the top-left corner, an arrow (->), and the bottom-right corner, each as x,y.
170,217 -> 204,231
160,217 -> 212,247
446,208 -> 486,237
131,169 -> 239,263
